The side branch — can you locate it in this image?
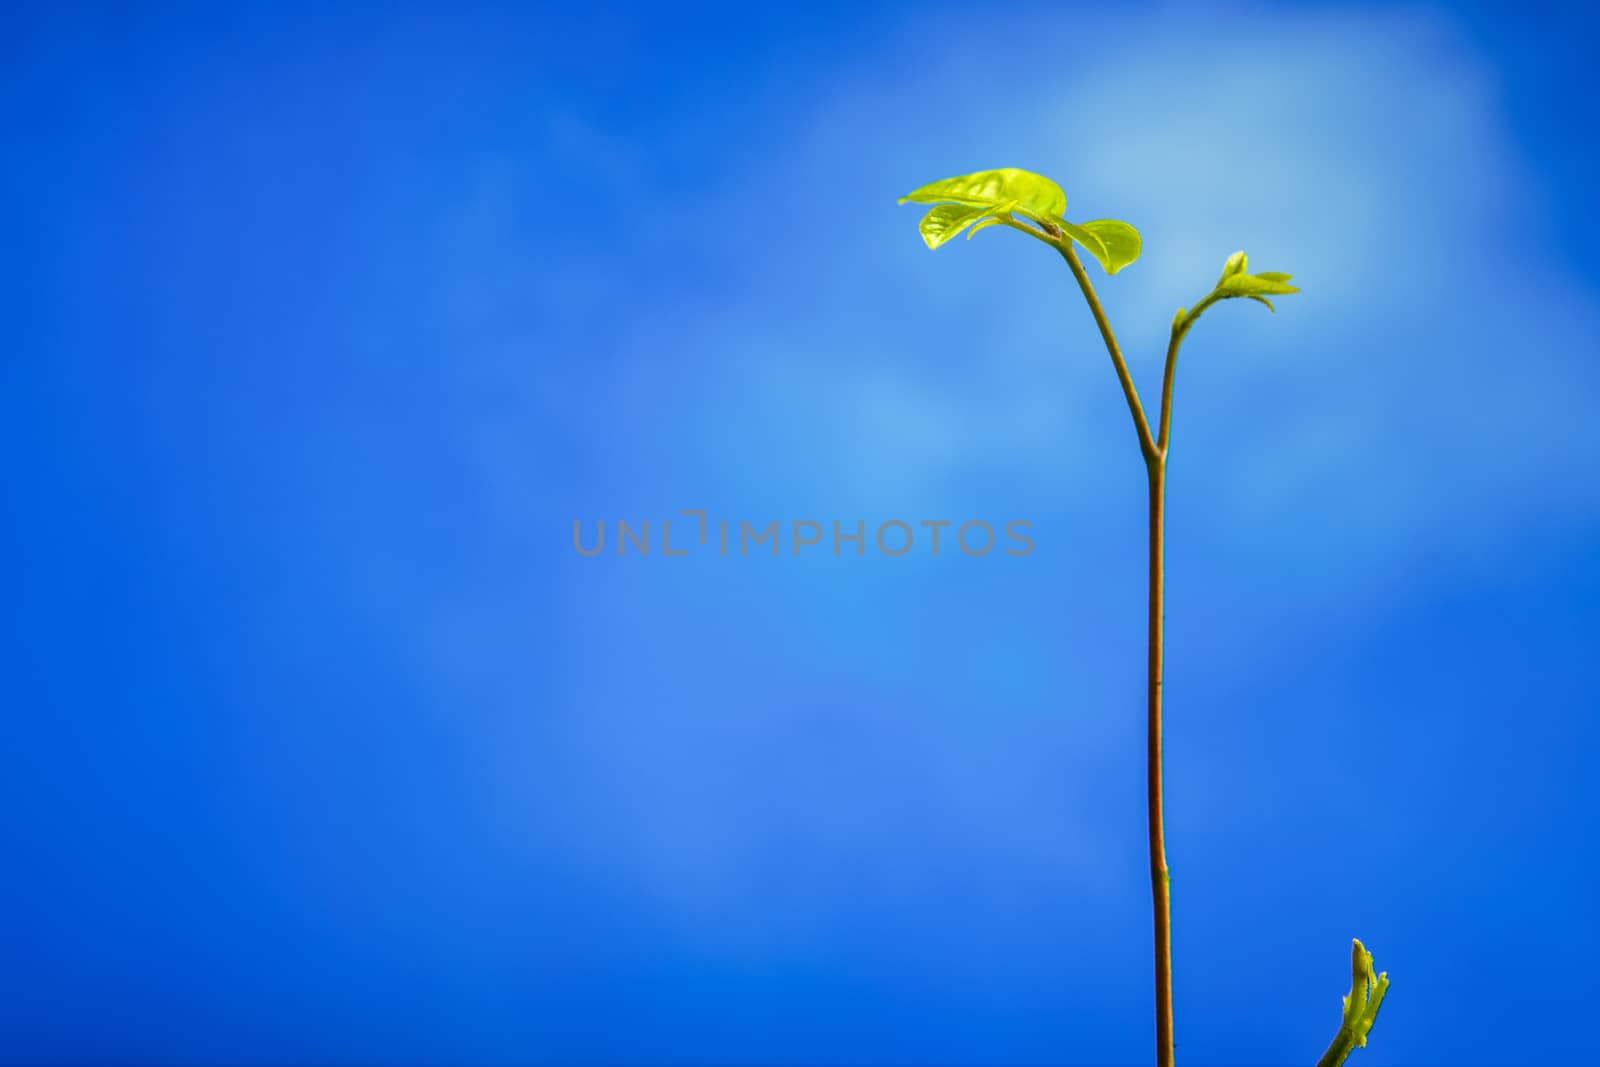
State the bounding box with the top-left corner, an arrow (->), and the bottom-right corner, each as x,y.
1057,242 -> 1159,461
1156,328 -> 1181,453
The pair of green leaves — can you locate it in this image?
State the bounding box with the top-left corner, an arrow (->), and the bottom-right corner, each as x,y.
901,166 -> 1303,349
898,168 -> 1142,275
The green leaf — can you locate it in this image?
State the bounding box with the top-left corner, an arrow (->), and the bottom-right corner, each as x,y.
967,215 -> 1009,240
1210,252 -> 1298,305
1076,219 -> 1142,274
900,168 -> 1067,220
1171,252 -> 1299,335
898,168 -> 1139,272
1217,272 -> 1300,297
1217,250 -> 1249,284
1058,219 -> 1109,265
916,200 -> 1017,249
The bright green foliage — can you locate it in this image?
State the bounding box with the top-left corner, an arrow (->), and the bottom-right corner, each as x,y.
1214,250 -> 1299,297
966,215 -> 1009,240
1217,272 -> 1299,297
1175,250 -> 1300,331
899,167 -> 1142,274
899,168 -> 1066,218
915,200 -> 1019,249
1314,939 -> 1389,1067
1057,218 -> 1142,274
897,168 -> 1369,1067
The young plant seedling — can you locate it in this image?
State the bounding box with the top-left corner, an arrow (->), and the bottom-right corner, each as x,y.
898,168 -> 1387,1067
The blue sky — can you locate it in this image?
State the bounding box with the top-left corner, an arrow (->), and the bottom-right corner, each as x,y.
4,3 -> 1598,1064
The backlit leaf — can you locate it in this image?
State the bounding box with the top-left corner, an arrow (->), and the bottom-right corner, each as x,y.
967,215 -> 1009,239
1076,219 -> 1142,274
900,168 -> 1067,220
1058,220 -> 1109,266
917,200 -> 1017,249
899,168 -> 1139,272
1217,272 -> 1300,297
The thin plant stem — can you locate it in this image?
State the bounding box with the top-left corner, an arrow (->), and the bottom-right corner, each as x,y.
1159,294 -> 1220,453
1052,233 -> 1176,1067
911,186 -> 1369,1067
1056,243 -> 1158,461
1157,331 -> 1181,452
1315,1003 -> 1361,1066
1146,455 -> 1173,1067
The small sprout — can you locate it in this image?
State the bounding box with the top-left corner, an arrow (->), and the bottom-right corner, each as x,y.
1175,250 -> 1301,336
1212,250 -> 1300,301
1314,939 -> 1390,1067
898,168 -> 1380,1067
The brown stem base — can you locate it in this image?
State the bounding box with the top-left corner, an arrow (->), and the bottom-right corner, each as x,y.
1147,458 -> 1174,1067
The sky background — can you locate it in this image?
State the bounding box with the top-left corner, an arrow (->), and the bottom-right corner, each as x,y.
4,2 -> 1598,1064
